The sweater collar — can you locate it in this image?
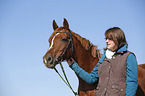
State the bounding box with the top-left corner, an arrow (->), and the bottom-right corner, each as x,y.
106,49 -> 115,59
116,45 -> 127,53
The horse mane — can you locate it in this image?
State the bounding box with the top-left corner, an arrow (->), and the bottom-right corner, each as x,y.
72,31 -> 102,58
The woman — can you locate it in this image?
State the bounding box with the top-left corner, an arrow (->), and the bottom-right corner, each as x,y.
67,27 -> 138,96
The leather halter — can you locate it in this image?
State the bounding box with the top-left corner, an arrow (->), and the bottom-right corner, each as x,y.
56,29 -> 74,61
54,29 -> 78,95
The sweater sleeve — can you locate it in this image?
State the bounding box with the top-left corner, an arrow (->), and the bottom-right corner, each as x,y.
126,53 -> 138,96
69,61 -> 99,84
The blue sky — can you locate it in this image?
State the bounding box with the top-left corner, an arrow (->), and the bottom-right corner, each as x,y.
0,0 -> 145,96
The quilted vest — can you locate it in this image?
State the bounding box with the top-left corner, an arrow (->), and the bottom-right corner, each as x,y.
95,51 -> 131,96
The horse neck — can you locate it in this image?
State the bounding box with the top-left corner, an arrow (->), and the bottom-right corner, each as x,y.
72,35 -> 99,73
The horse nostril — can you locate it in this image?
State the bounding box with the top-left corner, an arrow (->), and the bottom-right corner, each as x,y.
43,56 -> 52,64
48,57 -> 51,61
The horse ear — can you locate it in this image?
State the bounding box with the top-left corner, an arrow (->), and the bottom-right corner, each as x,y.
53,20 -> 58,30
63,18 -> 69,29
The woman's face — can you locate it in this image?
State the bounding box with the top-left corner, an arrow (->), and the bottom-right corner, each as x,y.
106,38 -> 117,51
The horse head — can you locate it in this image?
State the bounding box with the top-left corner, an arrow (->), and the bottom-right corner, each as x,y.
43,18 -> 73,68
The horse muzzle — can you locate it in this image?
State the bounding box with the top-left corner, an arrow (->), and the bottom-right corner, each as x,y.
43,54 -> 62,69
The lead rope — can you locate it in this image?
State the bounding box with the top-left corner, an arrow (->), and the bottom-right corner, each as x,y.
54,62 -> 78,96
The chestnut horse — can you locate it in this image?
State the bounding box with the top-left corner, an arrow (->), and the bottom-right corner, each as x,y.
43,18 -> 145,96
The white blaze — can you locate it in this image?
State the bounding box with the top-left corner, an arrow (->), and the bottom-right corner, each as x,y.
48,33 -> 60,51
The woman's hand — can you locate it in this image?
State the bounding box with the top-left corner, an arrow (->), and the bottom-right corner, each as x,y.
67,58 -> 75,66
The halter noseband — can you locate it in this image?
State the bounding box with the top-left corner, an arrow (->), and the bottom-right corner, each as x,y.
56,29 -> 74,61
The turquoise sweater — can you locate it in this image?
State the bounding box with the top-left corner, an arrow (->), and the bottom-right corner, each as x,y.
70,45 -> 138,96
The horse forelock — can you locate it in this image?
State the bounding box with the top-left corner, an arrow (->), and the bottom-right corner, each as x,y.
49,27 -> 64,42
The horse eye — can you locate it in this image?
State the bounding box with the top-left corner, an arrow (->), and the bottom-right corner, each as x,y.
62,38 -> 68,42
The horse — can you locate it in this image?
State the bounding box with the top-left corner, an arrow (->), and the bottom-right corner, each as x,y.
43,18 -> 145,96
